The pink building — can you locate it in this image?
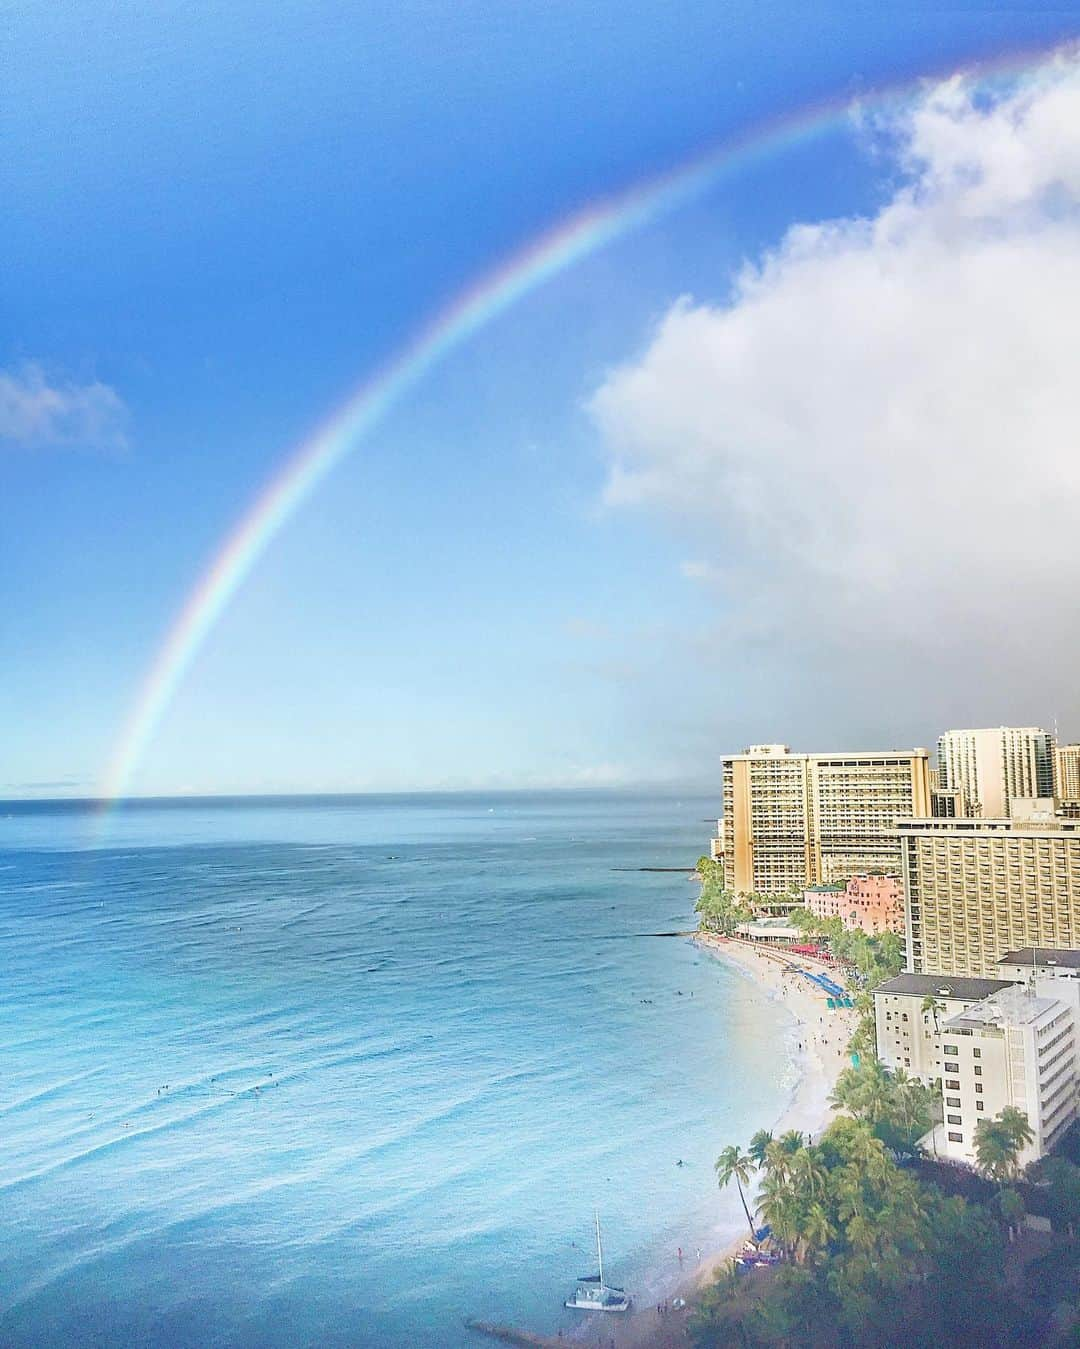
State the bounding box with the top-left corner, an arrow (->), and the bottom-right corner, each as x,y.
803,874 -> 903,935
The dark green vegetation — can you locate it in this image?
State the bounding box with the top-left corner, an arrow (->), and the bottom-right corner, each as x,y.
694,858 -> 755,933
696,1107 -> 1080,1348
700,1112 -> 1016,1348
698,1085 -> 1080,1347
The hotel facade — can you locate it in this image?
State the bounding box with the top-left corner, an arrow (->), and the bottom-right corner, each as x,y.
712,744 -> 931,895
804,874 -> 904,935
936,726 -> 1056,819
1058,743 -> 1080,803
899,814 -> 1080,978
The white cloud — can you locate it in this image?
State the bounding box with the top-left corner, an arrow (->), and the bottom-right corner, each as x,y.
590,49 -> 1080,733
0,363 -> 128,451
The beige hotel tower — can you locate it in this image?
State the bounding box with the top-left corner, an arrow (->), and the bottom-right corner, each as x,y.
900,810 -> 1080,978
1058,744 -> 1080,803
712,744 -> 932,895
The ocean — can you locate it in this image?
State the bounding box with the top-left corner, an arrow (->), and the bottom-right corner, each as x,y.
0,791 -> 798,1347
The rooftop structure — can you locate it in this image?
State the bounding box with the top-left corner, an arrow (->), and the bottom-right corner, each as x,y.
997,948 -> 1080,982
876,974 -> 1017,1000
735,916 -> 801,944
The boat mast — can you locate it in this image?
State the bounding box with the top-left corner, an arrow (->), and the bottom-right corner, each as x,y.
595,1209 -> 604,1289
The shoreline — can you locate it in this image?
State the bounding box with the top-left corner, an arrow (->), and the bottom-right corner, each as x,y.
590,936 -> 858,1349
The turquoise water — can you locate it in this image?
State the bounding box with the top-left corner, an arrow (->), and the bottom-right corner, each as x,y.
0,792 -> 796,1347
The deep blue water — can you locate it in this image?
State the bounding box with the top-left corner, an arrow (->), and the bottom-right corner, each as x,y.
0,792 -> 796,1347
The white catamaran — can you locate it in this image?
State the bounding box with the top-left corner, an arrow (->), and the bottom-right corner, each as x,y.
564,1211 -> 631,1313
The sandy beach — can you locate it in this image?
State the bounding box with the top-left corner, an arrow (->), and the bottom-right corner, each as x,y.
593,936 -> 859,1349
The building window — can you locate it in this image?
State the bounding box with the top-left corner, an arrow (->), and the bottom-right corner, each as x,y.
948,1114 -> 963,1125
976,1101 -> 985,1111
944,1045 -> 958,1056
948,1132 -> 963,1142
974,1066 -> 982,1076
973,1048 -> 981,1058
947,1097 -> 961,1107
946,1080 -> 960,1091
974,1083 -> 983,1094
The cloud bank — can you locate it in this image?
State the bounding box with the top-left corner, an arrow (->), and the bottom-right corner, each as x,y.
0,363 -> 128,451
590,50 -> 1080,738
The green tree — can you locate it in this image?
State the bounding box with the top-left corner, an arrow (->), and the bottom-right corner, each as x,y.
830,1060 -> 891,1127
695,858 -> 754,934
1037,1156 -> 1080,1234
996,1187 -> 1024,1241
974,1108 -> 1033,1184
756,1168 -> 800,1258
798,1201 -> 836,1266
748,1128 -> 774,1168
791,1146 -> 828,1202
920,994 -> 944,1035
690,1277 -> 777,1349
716,1144 -> 758,1239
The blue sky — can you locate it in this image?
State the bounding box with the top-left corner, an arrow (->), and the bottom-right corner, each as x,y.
5,2 -> 1080,796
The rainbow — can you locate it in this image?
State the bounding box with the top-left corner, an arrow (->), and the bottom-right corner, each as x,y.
96,43 -> 1063,816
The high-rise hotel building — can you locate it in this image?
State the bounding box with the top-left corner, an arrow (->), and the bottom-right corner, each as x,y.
1057,744 -> 1080,803
900,812 -> 1080,977
937,726 -> 1055,818
712,744 -> 931,895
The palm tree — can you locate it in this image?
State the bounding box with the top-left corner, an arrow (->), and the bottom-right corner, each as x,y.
797,1201 -> 835,1266
847,1018 -> 876,1062
999,1106 -> 1035,1158
974,1108 -> 1033,1184
778,1129 -> 806,1154
747,1129 -> 774,1168
715,1144 -> 758,1240
790,1147 -> 827,1202
762,1140 -> 794,1181
921,994 -> 944,1035
830,1061 -> 890,1126
886,1069 -> 934,1153
755,1170 -> 799,1258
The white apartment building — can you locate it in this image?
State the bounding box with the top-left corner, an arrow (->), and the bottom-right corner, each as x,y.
934,978 -> 1080,1169
874,973 -> 1016,1082
937,726 -> 1056,819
